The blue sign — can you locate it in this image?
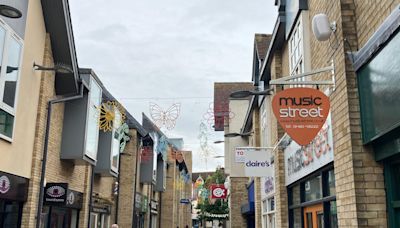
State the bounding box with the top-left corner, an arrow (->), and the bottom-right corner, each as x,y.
180,199 -> 190,204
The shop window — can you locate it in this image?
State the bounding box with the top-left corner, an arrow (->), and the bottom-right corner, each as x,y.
304,175 -> 322,202
0,20 -> 23,141
328,169 -> 336,196
329,201 -> 338,228
288,168 -> 337,228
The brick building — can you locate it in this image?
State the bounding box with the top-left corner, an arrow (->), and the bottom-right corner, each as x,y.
231,1 -> 400,228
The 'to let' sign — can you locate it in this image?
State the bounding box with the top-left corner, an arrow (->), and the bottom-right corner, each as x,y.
272,88 -> 330,146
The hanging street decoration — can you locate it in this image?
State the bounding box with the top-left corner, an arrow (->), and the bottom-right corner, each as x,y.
210,184 -> 227,199
115,123 -> 131,153
98,101 -> 126,132
203,102 -> 235,129
156,135 -> 168,161
149,102 -> 181,130
198,122 -> 215,169
272,88 -> 330,146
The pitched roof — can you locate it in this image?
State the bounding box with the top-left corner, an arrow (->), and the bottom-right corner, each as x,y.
254,34 -> 272,66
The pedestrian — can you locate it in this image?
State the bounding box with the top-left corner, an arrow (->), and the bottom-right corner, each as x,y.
111,224 -> 119,228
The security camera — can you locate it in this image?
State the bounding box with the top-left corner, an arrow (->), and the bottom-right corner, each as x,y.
312,13 -> 336,41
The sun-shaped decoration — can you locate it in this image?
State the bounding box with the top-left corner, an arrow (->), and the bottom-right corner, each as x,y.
98,101 -> 126,132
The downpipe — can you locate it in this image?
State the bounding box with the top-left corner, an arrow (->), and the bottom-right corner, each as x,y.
35,84 -> 84,228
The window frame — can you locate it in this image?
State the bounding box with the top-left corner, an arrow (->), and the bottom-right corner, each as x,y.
83,77 -> 102,161
0,19 -> 24,142
287,11 -> 311,88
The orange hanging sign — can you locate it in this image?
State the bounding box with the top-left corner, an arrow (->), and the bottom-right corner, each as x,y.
272,88 -> 330,146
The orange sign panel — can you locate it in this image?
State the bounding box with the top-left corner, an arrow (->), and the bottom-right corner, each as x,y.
272,88 -> 330,146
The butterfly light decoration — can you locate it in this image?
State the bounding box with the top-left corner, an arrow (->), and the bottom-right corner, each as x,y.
203,102 -> 235,129
149,102 -> 181,130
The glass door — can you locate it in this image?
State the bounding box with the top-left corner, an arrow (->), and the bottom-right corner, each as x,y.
303,204 -> 323,228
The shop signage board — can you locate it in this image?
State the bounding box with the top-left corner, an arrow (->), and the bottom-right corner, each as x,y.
135,193 -> 142,209
0,172 -> 29,202
210,185 -> 227,199
150,200 -> 158,214
272,88 -> 330,146
180,199 -> 191,204
243,148 -> 273,177
44,183 -> 68,205
260,176 -> 275,199
234,148 -> 246,163
284,114 -> 334,185
142,196 -> 148,213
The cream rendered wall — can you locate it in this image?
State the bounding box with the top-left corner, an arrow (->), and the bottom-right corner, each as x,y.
225,99 -> 249,177
0,0 -> 47,178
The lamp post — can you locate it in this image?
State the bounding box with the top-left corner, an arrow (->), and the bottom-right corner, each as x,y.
224,132 -> 252,138
229,88 -> 273,99
0,4 -> 22,18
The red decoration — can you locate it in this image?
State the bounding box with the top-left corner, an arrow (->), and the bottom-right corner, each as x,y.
210,184 -> 227,199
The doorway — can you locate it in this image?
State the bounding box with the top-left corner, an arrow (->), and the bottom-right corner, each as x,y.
303,204 -> 323,228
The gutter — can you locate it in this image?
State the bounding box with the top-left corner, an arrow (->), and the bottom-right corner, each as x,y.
35,83 -> 84,228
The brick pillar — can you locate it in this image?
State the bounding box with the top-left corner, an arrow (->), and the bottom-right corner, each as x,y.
118,129 -> 138,227
230,177 -> 248,228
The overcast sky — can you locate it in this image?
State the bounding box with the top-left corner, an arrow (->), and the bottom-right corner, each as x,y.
69,0 -> 277,172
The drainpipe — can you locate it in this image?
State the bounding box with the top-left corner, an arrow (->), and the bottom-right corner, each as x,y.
132,136 -> 142,227
35,84 -> 84,228
87,164 -> 95,228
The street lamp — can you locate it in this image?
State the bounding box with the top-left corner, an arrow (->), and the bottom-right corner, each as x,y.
229,88 -> 273,99
213,140 -> 224,144
0,5 -> 22,18
213,155 -> 225,158
224,132 -> 252,138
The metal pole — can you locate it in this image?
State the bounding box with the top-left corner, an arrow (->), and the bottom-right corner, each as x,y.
35,85 -> 84,228
87,164 -> 95,228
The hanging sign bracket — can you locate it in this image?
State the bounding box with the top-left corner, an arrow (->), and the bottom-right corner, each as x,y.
269,60 -> 335,90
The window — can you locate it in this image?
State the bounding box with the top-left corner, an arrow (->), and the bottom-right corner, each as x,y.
0,20 -> 23,140
85,78 -> 102,160
262,196 -> 276,228
288,168 -> 337,228
110,109 -> 121,173
288,12 -> 310,87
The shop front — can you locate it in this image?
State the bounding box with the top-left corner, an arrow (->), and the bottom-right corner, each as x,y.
354,6 -> 400,227
134,192 -> 145,228
150,200 -> 158,228
0,172 -> 28,227
91,194 -> 112,228
283,115 -> 337,228
42,183 -> 83,228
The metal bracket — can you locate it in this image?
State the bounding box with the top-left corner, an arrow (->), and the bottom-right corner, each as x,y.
269,60 -> 336,91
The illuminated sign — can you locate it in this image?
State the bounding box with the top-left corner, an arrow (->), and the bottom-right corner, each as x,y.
272,88 -> 330,146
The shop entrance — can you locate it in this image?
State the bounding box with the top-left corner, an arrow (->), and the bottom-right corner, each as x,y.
303,204 -> 323,228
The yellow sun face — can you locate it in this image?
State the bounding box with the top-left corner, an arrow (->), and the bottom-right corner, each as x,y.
98,101 -> 126,132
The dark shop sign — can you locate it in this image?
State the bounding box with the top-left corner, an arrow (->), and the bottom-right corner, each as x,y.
44,183 -> 83,209
0,171 -> 29,202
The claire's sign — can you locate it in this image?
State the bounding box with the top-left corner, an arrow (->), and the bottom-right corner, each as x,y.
243,148 -> 273,177
272,88 -> 330,146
